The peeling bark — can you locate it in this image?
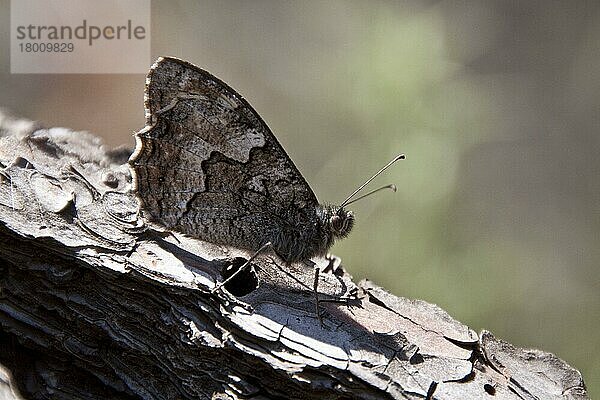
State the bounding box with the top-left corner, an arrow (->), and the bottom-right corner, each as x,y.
0,111 -> 589,399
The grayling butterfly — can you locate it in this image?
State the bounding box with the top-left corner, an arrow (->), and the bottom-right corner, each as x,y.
129,57 -> 403,278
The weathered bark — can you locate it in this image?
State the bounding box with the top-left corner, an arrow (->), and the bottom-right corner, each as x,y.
0,110 -> 589,399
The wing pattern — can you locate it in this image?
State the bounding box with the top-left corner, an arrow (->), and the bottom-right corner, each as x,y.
129,57 -> 324,260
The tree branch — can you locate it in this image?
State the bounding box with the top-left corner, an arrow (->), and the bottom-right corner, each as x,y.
0,110 -> 589,399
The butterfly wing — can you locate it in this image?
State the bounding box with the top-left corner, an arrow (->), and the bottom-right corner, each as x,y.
129,57 -> 322,258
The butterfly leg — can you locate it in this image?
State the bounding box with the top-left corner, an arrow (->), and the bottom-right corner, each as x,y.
311,257 -> 347,326
323,253 -> 342,274
313,266 -> 324,326
317,255 -> 360,310
211,242 -> 272,293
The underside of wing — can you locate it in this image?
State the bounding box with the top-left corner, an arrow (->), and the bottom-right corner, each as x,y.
129,57 -> 319,251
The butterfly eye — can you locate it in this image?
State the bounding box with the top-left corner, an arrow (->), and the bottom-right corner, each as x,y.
330,215 -> 342,231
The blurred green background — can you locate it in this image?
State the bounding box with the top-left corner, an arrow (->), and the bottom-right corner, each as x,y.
1,0 -> 598,395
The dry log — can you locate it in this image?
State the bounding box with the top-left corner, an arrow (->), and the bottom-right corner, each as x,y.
0,110 -> 589,399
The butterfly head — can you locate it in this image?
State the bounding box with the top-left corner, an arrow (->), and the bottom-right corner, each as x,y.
320,205 -> 354,239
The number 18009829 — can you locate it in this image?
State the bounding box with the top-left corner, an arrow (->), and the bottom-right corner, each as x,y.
19,42 -> 74,52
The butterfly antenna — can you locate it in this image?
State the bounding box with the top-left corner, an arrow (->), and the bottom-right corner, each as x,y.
342,184 -> 397,207
339,153 -> 405,209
